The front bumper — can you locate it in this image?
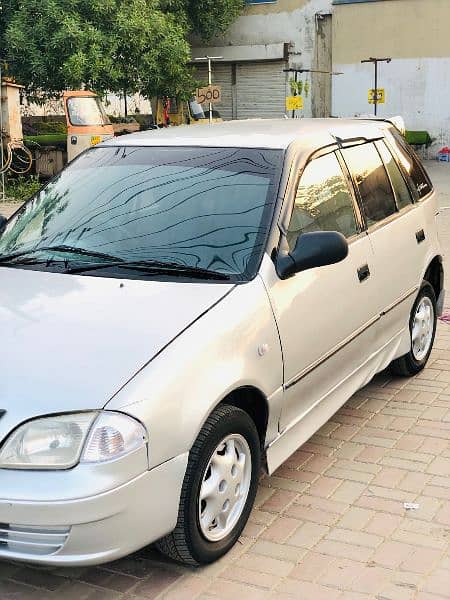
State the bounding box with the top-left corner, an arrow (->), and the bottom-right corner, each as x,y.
0,452 -> 188,566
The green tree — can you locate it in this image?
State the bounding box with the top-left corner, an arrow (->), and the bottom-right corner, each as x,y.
3,0 -> 245,99
0,0 -> 17,67
163,0 -> 245,40
4,0 -> 189,99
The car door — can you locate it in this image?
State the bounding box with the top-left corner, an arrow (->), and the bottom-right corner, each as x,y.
263,150 -> 379,433
341,140 -> 432,352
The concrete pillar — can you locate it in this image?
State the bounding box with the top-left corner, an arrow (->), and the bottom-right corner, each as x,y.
1,80 -> 24,143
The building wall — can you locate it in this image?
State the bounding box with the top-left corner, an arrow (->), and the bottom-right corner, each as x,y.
215,0 -> 329,48
193,0 -> 334,118
332,0 -> 450,148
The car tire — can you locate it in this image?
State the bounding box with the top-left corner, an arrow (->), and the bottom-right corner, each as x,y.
389,281 -> 437,377
156,404 -> 261,566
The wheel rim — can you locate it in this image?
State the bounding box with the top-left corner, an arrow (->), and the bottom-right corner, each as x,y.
412,296 -> 434,361
198,434 -> 252,542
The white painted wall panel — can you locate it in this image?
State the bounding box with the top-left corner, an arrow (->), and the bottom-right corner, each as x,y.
332,57 -> 450,150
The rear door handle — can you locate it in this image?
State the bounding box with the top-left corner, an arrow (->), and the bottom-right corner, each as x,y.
358,264 -> 370,282
416,229 -> 426,244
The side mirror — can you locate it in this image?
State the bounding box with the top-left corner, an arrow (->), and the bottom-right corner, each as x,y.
0,214 -> 7,229
277,231 -> 349,280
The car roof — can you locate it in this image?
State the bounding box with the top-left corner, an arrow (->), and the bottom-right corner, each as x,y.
102,118 -> 392,151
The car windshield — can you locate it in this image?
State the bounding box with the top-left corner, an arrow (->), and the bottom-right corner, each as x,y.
0,146 -> 283,281
67,97 -> 111,126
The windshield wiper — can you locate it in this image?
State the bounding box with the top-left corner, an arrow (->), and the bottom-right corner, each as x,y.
0,245 -> 122,265
0,247 -> 232,280
67,259 -> 232,280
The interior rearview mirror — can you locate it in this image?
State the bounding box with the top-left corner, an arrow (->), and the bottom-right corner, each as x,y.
277,231 -> 349,280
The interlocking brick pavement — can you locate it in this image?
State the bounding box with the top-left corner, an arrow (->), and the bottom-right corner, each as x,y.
0,162 -> 449,598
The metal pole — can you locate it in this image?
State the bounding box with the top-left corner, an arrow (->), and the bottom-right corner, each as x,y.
208,57 -> 212,125
0,60 -> 5,202
361,57 -> 391,118
194,56 -> 222,126
374,61 -> 378,116
292,71 -> 298,119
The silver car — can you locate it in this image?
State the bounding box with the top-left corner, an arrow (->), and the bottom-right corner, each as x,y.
0,119 -> 443,566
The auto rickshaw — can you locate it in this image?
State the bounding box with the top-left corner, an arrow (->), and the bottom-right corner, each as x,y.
63,91 -> 114,162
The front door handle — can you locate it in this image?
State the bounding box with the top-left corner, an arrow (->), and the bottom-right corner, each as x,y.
416,229 -> 426,244
358,264 -> 370,282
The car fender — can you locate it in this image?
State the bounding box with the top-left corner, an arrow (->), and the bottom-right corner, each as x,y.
106,273 -> 284,469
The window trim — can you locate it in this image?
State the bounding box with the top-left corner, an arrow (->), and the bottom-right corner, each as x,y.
374,139 -> 414,212
335,150 -> 365,233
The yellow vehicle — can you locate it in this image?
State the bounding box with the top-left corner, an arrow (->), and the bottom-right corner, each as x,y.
155,97 -> 222,127
63,91 -> 114,162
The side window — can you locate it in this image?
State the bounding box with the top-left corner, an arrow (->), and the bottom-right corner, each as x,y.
287,152 -> 358,251
387,128 -> 433,200
376,140 -> 413,210
342,143 -> 396,227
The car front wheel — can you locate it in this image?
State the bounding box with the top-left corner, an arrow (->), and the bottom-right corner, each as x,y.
156,404 -> 261,565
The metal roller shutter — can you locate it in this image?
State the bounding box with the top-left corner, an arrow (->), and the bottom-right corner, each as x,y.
194,64 -> 233,121
236,61 -> 287,119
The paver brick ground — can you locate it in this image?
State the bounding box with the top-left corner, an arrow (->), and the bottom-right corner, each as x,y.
0,162 -> 449,598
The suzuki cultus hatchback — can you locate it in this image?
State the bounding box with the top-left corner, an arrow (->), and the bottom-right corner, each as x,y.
0,119 -> 443,566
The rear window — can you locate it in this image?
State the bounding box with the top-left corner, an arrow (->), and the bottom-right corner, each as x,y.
387,128 -> 433,200
342,143 -> 397,227
375,140 -> 413,210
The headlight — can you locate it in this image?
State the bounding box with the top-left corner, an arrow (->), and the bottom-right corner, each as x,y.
0,412 -> 147,470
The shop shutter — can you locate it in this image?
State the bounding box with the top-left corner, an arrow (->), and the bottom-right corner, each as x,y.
236,61 -> 287,119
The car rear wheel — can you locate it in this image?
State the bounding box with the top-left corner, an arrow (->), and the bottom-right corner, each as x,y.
389,282 -> 437,376
156,404 -> 261,565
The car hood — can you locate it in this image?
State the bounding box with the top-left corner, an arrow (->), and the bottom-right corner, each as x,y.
0,267 -> 234,442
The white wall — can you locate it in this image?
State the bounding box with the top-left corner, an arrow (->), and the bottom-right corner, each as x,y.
333,58 -> 450,151
215,0 -> 332,50
22,93 -> 152,118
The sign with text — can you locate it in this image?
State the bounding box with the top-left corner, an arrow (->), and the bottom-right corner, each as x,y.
196,85 -> 222,105
368,88 -> 385,104
286,95 -> 304,111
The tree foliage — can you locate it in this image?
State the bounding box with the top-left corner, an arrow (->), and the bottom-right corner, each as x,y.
1,0 -> 245,99
162,0 -> 245,41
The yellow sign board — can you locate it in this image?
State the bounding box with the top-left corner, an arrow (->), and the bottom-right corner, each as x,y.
196,85 -> 222,105
368,89 -> 385,104
286,96 -> 304,111
90,135 -> 101,146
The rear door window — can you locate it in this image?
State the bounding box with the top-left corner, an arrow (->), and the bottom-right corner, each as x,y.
287,152 -> 358,250
342,143 -> 397,227
375,140 -> 413,210
387,128 -> 433,200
